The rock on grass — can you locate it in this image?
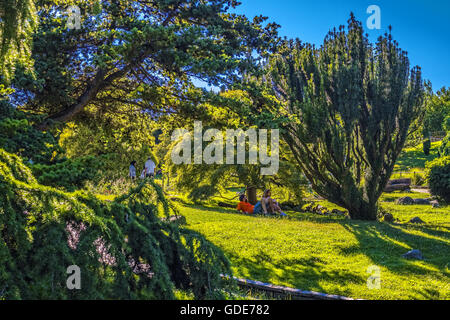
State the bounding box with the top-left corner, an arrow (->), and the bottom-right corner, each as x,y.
409,217 -> 425,224
402,249 -> 424,260
395,197 -> 415,205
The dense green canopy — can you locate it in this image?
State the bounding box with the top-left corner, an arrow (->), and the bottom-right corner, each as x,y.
12,0 -> 278,129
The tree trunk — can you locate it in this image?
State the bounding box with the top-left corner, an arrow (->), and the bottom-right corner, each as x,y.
346,200 -> 378,221
326,182 -> 379,221
37,65 -> 134,130
246,186 -> 257,205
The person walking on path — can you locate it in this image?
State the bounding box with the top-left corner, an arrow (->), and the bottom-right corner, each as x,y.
129,161 -> 137,181
140,165 -> 146,179
144,156 -> 156,178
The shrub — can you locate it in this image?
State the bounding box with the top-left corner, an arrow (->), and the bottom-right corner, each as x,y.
443,115 -> 450,132
425,156 -> 450,203
0,148 -> 232,299
423,139 -> 431,155
0,101 -> 61,164
412,171 -> 426,186
1,101 -> 103,191
440,134 -> 450,157
31,155 -> 103,192
188,185 -> 217,202
439,116 -> 450,157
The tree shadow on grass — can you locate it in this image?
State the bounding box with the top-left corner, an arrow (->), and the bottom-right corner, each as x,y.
288,212 -> 348,224
184,203 -> 449,298
341,221 -> 450,279
225,250 -> 365,298
411,287 -> 445,300
398,223 -> 450,241
182,203 -> 237,215
395,146 -> 440,171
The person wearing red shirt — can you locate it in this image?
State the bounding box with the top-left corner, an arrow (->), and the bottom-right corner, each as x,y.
237,194 -> 254,214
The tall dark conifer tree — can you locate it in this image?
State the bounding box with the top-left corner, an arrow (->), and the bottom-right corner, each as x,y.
245,15 -> 424,220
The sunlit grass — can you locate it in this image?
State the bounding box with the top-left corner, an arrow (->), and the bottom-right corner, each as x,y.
179,200 -> 450,300
394,141 -> 442,172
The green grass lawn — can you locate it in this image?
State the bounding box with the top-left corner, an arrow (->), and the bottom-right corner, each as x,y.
178,199 -> 450,300
394,141 -> 441,172
379,192 -> 450,226
95,143 -> 449,300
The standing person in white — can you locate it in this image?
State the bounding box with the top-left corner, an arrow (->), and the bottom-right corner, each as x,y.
144,157 -> 156,178
129,161 -> 137,181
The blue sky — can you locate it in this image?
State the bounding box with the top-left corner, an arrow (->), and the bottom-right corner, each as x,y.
232,0 -> 450,91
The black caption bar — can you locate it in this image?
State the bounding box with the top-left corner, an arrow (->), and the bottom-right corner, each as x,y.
1,300 -> 443,319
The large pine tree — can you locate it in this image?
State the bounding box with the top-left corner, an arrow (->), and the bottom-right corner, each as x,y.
11,0 -> 278,129
244,15 -> 424,220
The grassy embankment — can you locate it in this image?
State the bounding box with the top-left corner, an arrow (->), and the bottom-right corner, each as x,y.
98,142 -> 449,299
176,142 -> 449,299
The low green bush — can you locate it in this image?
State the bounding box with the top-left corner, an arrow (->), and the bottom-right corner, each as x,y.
425,156 -> 450,203
0,101 -> 60,164
412,171 -> 426,186
31,156 -> 103,192
0,148 -> 232,299
440,135 -> 450,157
423,139 -> 431,155
439,116 -> 450,157
0,101 -> 103,191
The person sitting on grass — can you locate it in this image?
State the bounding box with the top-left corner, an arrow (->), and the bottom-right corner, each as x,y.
237,194 -> 254,214
261,189 -> 287,217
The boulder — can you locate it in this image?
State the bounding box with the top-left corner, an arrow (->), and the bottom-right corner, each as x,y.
383,212 -> 394,222
384,179 -> 411,193
389,178 -> 412,185
314,205 -> 325,214
409,217 -> 425,224
395,197 -> 415,205
413,198 -> 430,205
402,249 -> 424,260
431,201 -> 440,208
384,184 -> 411,193
414,199 -> 430,204
307,204 -> 330,215
331,209 -> 347,216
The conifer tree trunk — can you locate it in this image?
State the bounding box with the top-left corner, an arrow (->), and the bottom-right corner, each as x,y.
247,186 -> 257,205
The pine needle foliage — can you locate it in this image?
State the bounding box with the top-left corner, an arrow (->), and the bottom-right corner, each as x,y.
0,149 -> 231,299
0,0 -> 38,82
